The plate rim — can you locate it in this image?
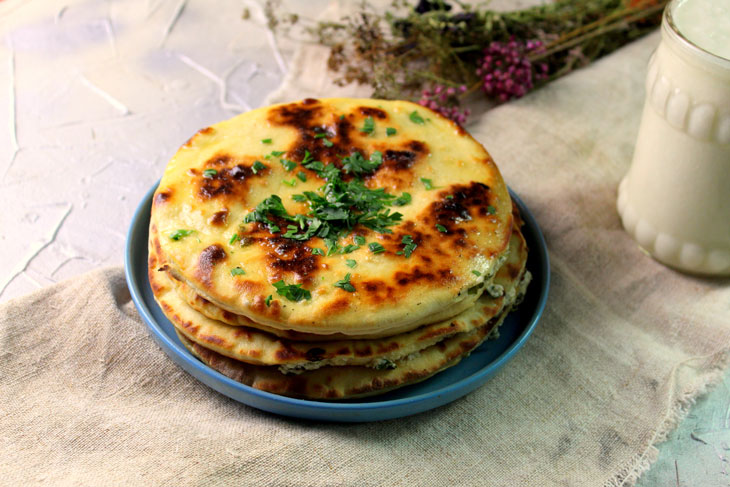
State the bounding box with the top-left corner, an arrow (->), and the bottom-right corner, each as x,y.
125,181 -> 550,420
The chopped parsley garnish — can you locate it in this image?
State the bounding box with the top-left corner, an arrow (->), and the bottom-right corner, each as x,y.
169,229 -> 194,241
386,127 -> 397,136
311,247 -> 324,256
282,224 -> 300,238
265,295 -> 273,307
312,132 -> 335,147
229,233 -> 239,245
244,153 -> 402,243
409,111 -> 425,124
273,279 -> 311,302
393,192 -> 411,206
361,116 -> 375,134
487,205 -> 497,215
436,224 -> 448,233
251,161 -> 267,174
325,238 -> 339,256
243,195 -> 291,233
354,235 -> 366,245
340,244 -> 359,254
340,151 -> 382,176
261,138 -> 272,144
345,259 -> 357,268
230,266 -> 246,276
281,159 -> 297,171
202,169 -> 217,178
420,177 -> 435,190
339,114 -> 345,120
368,242 -> 385,254
334,273 -> 355,292
265,150 -> 286,159
471,270 -> 482,276
301,150 -> 314,165
396,235 -> 417,258
296,171 -> 307,182
445,195 -> 454,200
282,178 -> 297,187
302,160 -> 325,174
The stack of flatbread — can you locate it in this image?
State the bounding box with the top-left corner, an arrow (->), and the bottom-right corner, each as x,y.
148,98 -> 531,400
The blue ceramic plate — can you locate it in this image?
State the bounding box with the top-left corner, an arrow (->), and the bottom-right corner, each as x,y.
125,183 -> 549,422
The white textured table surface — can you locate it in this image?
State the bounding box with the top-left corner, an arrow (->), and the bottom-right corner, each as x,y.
0,0 -> 327,300
1,1 -> 727,484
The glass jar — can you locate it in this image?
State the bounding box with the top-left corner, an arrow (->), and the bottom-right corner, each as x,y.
617,0 -> 730,275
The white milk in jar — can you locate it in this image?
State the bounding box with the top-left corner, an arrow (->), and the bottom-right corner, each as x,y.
617,0 -> 730,275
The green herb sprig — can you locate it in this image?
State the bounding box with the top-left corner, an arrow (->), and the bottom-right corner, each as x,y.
334,273 -> 356,292
252,161 -> 267,174
409,111 -> 425,124
245,151 -> 406,244
170,229 -> 194,241
368,242 -> 385,254
361,116 -> 375,134
396,235 -> 417,258
273,279 -> 311,302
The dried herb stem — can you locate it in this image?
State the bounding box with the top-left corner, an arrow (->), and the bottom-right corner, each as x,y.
264,0 -> 667,122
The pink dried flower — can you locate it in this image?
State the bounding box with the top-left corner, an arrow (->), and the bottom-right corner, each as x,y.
476,38 -> 548,102
417,84 -> 470,125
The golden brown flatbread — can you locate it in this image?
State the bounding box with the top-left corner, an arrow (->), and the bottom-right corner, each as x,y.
150,98 -> 513,337
175,305 -> 512,400
149,219 -> 529,373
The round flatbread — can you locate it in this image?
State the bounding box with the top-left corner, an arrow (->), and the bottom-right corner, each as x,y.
175,305 -> 512,400
150,98 -> 512,337
148,219 -> 530,373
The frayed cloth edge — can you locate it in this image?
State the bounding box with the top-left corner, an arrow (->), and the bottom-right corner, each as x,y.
604,348 -> 730,487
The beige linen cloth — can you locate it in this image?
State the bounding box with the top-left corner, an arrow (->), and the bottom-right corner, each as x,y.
2,30 -> 730,486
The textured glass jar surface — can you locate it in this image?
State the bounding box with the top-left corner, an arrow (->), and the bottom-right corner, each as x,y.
617,0 -> 730,275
